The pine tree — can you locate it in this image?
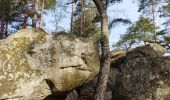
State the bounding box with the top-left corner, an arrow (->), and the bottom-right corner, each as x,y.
40,0 -> 45,29
113,16 -> 158,50
137,0 -> 162,43
32,0 -> 39,27
92,0 -> 110,100
70,0 -> 75,33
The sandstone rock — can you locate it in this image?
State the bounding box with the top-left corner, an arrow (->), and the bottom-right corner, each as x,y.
0,28 -> 100,100
126,43 -> 166,58
65,44 -> 168,100
110,50 -> 126,62
111,44 -> 170,100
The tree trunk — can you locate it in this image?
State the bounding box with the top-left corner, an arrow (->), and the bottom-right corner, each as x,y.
22,16 -> 28,29
1,11 -> 5,39
151,0 -> 157,43
92,0 -> 110,100
144,41 -> 146,44
70,0 -> 74,33
22,0 -> 28,29
0,0 -> 5,39
40,0 -> 45,29
80,0 -> 85,36
4,0 -> 10,38
5,15 -> 8,38
32,0 -> 39,27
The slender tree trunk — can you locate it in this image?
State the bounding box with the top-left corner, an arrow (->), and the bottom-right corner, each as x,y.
4,0 -> 10,38
0,23 -> 1,39
0,17 -> 4,39
144,31 -> 147,44
144,41 -> 146,44
0,1 -> 2,39
70,0 -> 74,33
80,0 -> 85,36
93,0 -> 110,100
22,16 -> 29,29
0,0 -> 5,39
151,0 -> 157,43
22,0 -> 28,29
5,16 -> 8,37
40,0 -> 45,29
83,1 -> 85,36
32,0 -> 39,27
1,12 -> 5,39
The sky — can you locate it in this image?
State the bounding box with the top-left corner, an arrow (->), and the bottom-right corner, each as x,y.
43,0 -> 166,48
107,0 -> 141,45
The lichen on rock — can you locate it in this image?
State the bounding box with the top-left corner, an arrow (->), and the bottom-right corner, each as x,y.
62,44 -> 170,100
0,28 -> 100,100
110,44 -> 170,100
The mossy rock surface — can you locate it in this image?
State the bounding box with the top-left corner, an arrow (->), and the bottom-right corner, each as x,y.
111,44 -> 170,100
64,44 -> 170,100
0,28 -> 100,100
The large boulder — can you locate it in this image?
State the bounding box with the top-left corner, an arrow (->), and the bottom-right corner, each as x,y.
0,28 -> 100,100
64,44 -> 169,100
111,44 -> 170,100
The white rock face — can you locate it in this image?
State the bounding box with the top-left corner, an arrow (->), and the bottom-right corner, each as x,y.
0,28 -> 100,100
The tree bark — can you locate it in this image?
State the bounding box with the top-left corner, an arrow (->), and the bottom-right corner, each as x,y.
92,0 -> 110,100
70,0 -> 74,33
22,16 -> 28,29
151,0 -> 157,43
5,0 -> 10,38
40,0 -> 45,29
80,0 -> 85,36
22,0 -> 28,29
32,0 -> 39,27
5,15 -> 8,38
1,11 -> 5,39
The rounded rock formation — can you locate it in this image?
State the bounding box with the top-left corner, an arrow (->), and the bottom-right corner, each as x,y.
0,28 -> 100,100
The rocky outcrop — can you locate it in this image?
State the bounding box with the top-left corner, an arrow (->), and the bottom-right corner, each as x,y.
64,44 -> 170,100
0,28 -> 100,100
1,29 -> 169,100
111,43 -> 170,100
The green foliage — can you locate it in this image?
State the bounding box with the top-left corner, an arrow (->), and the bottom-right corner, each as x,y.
133,16 -> 158,42
45,0 -> 57,9
162,36 -> 170,49
159,1 -> 170,32
105,0 -> 122,7
92,1 -> 131,31
0,0 -> 58,35
109,18 -> 131,29
135,16 -> 156,32
71,1 -> 101,41
113,30 -> 138,50
164,36 -> 170,43
113,16 -> 158,50
138,0 -> 150,12
156,29 -> 167,35
72,7 -> 101,41
109,0 -> 122,3
0,0 -> 10,14
161,2 -> 170,13
137,0 -> 161,13
0,0 -> 32,33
